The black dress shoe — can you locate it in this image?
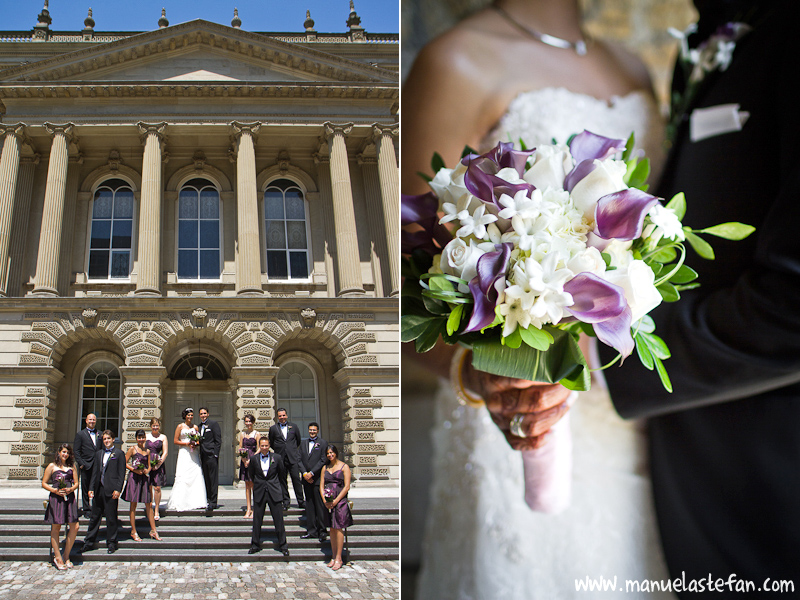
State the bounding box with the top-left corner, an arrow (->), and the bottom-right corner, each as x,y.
248,546 -> 261,554
212,504 -> 222,509
107,544 -> 117,554
82,541 -> 97,552
298,502 -> 306,509
300,532 -> 314,539
319,534 -> 327,543
281,549 -> 290,557
282,503 -> 290,511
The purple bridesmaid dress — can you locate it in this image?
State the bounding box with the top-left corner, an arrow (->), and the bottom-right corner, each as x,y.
44,469 -> 78,524
323,468 -> 353,529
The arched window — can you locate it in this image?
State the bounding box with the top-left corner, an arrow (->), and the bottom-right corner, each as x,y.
80,361 -> 122,437
264,179 -> 310,280
276,361 -> 319,433
88,179 -> 134,279
178,178 -> 221,280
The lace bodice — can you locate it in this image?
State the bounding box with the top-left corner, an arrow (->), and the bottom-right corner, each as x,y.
482,87 -> 665,179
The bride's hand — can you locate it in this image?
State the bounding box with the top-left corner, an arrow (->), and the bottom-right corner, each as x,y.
463,361 -> 572,451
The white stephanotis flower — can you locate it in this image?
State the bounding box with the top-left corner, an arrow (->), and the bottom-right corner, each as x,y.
455,203 -> 498,240
495,166 -> 527,185
603,259 -> 662,322
569,158 -> 628,221
498,187 -> 542,220
430,163 -> 470,208
643,203 -> 686,248
523,143 -> 573,191
439,238 -> 495,292
439,193 -> 472,226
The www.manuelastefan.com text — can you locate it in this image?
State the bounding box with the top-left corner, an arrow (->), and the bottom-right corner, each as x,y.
575,573 -> 795,594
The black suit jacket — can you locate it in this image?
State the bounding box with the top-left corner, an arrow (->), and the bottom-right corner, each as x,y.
268,422 -> 301,464
89,447 -> 126,497
73,428 -> 101,470
247,450 -> 286,505
198,419 -> 221,458
601,1 -> 800,585
300,437 -> 327,484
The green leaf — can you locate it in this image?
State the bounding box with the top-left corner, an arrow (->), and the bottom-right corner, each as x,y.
502,327 -> 523,349
446,305 -> 463,336
669,264 -> 698,284
653,355 -> 673,393
401,314 -> 439,342
627,158 -> 651,190
657,282 -> 680,302
430,152 -> 445,174
675,282 -> 701,292
471,328 -> 590,391
428,274 -> 455,293
635,334 -> 655,370
641,332 -> 671,360
421,292 -> 450,315
461,145 -> 477,158
622,132 -> 635,162
519,325 -> 554,351
665,192 -> 686,220
684,230 -> 715,260
414,318 -> 445,353
650,246 -> 677,263
415,171 -> 433,183
633,314 -> 656,333
698,222 -> 756,241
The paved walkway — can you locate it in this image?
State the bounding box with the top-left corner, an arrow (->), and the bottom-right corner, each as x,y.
0,560 -> 399,599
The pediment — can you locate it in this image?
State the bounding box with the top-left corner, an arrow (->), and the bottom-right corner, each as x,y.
0,20 -> 395,85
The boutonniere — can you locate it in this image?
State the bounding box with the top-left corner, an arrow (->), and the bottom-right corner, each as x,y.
666,21 -> 751,143
287,425 -> 292,430
315,443 -> 320,449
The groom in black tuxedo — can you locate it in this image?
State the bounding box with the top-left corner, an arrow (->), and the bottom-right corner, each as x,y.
246,436 -> 289,556
82,431 -> 126,554
268,408 -> 305,510
599,0 -> 800,591
73,413 -> 101,517
299,422 -> 327,542
198,407 -> 221,510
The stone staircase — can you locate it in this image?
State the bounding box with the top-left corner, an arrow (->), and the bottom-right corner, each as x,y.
0,498 -> 398,563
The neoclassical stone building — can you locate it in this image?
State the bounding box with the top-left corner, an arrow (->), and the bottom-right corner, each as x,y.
0,5 -> 399,485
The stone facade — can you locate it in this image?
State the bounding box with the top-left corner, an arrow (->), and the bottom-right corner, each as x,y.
0,9 -> 399,484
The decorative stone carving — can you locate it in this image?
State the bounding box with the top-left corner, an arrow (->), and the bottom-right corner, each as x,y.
300,308 -> 316,328
192,307 -> 207,328
82,308 -> 98,327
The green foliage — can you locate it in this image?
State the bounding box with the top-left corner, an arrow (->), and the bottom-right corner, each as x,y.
698,222 -> 756,240
446,305 -> 464,336
430,152 -> 445,174
622,133 -> 636,162
684,230 -> 715,259
665,192 -> 686,220
519,325 -> 554,351
634,331 -> 672,392
657,281 -> 680,302
626,158 -> 651,191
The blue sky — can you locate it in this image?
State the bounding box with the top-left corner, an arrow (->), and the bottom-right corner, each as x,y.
0,1 -> 398,33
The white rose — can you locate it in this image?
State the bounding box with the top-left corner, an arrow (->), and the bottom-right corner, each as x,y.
569,158 -> 628,221
430,164 -> 471,209
439,238 -> 493,291
567,247 -> 606,277
523,144 -> 573,191
603,259 -> 662,322
603,239 -> 634,269
495,167 -> 527,185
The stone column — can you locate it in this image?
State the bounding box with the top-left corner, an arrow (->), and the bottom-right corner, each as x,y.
231,122 -> 263,295
313,148 -> 338,297
7,155 -> 39,297
357,150 -> 388,297
135,122 -> 167,296
324,122 -> 364,296
32,123 -> 74,297
373,124 -> 400,296
119,366 -> 168,449
0,124 -> 25,296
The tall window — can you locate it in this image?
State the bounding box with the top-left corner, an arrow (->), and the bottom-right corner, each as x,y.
81,362 -> 122,437
276,361 -> 319,433
264,179 -> 310,279
88,179 -> 133,279
178,178 -> 221,280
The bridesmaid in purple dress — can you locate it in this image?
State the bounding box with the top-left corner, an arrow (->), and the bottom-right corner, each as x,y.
146,418 -> 168,521
237,414 -> 260,518
42,444 -> 80,570
123,429 -> 160,541
320,444 -> 353,571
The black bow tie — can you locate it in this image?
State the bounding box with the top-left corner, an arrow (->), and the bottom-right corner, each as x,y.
104,448 -> 112,453
88,430 -> 96,434
309,438 -> 317,442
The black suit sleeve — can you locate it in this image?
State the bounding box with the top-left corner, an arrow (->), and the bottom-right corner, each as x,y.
211,421 -> 221,456
268,426 -> 276,447
111,450 -> 126,494
89,449 -> 102,492
73,432 -> 87,469
603,15 -> 800,418
311,439 -> 327,477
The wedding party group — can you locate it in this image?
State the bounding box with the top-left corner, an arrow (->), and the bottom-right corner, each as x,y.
402,0 -> 798,598
41,408 -> 353,571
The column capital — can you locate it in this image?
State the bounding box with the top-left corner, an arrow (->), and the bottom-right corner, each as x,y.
323,122 -> 354,138
230,121 -> 261,141
43,123 -> 75,140
372,122 -> 399,139
0,123 -> 27,140
20,154 -> 41,166
136,121 -> 167,144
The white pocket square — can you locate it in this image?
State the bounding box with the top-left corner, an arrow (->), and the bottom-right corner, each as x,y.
690,104 -> 749,142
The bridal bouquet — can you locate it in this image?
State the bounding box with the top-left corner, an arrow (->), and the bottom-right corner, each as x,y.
402,131 -> 753,511
132,454 -> 148,472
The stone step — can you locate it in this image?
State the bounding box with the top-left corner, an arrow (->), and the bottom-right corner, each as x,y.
0,524 -> 398,537
0,516 -> 398,528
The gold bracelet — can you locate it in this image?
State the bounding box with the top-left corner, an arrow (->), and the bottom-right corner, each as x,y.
449,346 -> 485,408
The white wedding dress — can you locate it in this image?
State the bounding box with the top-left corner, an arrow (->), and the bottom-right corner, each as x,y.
416,88 -> 675,600
166,426 -> 208,511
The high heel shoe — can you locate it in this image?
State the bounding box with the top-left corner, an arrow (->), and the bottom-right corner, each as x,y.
54,557 -> 67,570
131,532 -> 142,542
149,530 -> 162,541
154,512 -> 160,521
326,559 -> 335,568
65,560 -> 74,569
332,560 -> 343,571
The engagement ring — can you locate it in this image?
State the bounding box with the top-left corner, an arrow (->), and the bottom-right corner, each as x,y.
510,414 -> 527,438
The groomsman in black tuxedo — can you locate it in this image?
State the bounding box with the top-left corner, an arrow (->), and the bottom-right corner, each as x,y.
198,407 -> 222,510
82,431 -> 125,554
245,436 -> 289,556
268,408 -> 304,510
299,422 -> 327,542
73,413 -> 101,517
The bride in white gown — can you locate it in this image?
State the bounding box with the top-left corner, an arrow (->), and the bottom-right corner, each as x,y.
403,1 -> 675,598
166,408 -> 207,512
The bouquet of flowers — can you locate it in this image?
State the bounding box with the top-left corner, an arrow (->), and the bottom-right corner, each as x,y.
187,431 -> 201,445
150,457 -> 160,469
131,454 -> 148,472
402,131 -> 753,511
323,486 -> 337,503
57,478 -> 67,491
238,448 -> 250,459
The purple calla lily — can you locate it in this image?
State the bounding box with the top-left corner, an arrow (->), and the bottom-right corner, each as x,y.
461,143 -> 536,206
564,159 -> 597,192
569,131 -> 626,163
401,192 -> 439,226
464,243 -> 513,333
564,272 -> 634,358
595,189 -> 660,241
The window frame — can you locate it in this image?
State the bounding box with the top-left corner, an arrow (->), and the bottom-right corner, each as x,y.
175,177 -> 224,282
78,360 -> 123,438
275,358 -> 320,433
85,177 -> 138,282
261,177 -> 313,283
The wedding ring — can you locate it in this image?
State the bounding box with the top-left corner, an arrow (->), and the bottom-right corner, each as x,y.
510,413 -> 527,438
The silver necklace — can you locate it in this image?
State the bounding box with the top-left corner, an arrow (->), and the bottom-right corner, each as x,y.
491,4 -> 588,56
